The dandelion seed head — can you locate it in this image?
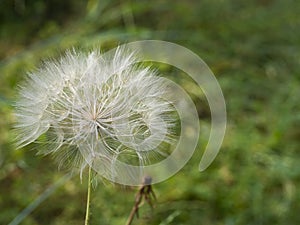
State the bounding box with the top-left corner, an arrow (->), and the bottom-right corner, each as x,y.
14,48 -> 176,179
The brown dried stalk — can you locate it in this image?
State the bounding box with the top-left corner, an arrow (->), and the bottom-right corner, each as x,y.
125,176 -> 156,225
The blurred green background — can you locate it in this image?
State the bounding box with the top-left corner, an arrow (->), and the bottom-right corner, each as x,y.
1,0 -> 300,224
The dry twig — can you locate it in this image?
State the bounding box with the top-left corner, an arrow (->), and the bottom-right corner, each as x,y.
125,176 -> 156,225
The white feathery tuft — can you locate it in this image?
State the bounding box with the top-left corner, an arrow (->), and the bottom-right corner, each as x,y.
14,47 -> 176,177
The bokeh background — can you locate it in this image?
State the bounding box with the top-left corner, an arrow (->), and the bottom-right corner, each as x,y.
1,0 -> 300,224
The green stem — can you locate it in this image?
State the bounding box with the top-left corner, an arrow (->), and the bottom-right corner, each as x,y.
84,166 -> 92,225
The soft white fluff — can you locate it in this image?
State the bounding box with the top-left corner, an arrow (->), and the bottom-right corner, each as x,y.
14,48 -> 175,175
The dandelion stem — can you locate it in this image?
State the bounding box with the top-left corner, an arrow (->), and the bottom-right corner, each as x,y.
84,166 -> 92,225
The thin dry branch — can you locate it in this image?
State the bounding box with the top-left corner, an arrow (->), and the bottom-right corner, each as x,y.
125,176 -> 156,225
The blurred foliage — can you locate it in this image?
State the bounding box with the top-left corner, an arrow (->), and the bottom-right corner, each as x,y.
1,0 -> 300,224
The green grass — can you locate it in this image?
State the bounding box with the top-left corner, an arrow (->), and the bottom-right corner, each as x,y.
1,0 -> 300,224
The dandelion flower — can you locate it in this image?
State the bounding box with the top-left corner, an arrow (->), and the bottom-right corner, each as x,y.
14,48 -> 176,179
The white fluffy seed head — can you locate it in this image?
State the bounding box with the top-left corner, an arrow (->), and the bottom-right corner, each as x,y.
14,48 -> 176,176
